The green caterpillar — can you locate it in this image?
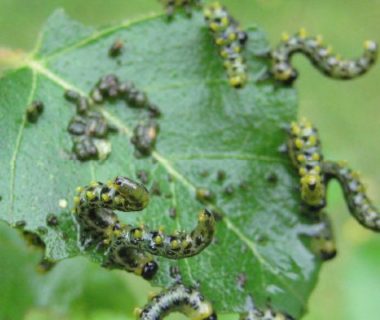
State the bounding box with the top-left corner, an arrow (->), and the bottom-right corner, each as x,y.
323,161 -> 380,232
271,29 -> 378,84
204,2 -> 248,88
73,177 -> 216,278
136,283 -> 217,320
285,118 -> 326,210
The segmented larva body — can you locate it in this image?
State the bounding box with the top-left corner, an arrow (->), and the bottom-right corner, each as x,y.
271,29 -> 378,84
287,118 -> 325,209
136,283 -> 217,320
160,0 -> 201,16
323,161 -> 380,232
109,209 -> 215,259
204,2 -> 248,88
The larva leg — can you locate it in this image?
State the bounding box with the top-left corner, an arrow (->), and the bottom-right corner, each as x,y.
109,209 -> 216,259
323,161 -> 380,231
271,29 -> 378,84
136,283 -> 217,320
285,118 -> 326,210
203,2 -> 248,88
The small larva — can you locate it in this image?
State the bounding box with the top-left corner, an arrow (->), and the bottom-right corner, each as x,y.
285,118 -> 326,210
323,160 -> 380,232
109,39 -> 124,57
26,100 -> 44,123
131,120 -> 160,157
136,283 -> 217,320
271,29 -> 378,84
160,0 -> 201,17
239,307 -> 294,320
204,2 -> 248,88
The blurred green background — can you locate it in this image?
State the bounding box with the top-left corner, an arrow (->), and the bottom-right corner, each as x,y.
0,0 -> 379,319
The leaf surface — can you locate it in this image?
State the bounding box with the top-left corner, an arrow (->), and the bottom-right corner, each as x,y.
0,10 -> 321,317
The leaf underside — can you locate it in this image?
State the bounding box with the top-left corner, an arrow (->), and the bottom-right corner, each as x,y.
0,9 -> 322,317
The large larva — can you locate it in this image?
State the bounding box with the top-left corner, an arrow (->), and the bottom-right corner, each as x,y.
204,2 -> 248,88
285,118 -> 326,210
108,208 -> 215,259
136,283 -> 217,320
323,161 -> 380,232
271,29 -> 378,84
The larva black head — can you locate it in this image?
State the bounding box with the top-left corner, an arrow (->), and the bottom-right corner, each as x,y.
142,261 -> 158,280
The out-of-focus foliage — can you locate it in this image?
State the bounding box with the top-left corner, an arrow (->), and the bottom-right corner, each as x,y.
0,1 -> 379,320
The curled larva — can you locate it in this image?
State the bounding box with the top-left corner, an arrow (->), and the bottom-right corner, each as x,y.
323,160 -> 380,232
271,29 -> 378,84
136,283 -> 217,320
286,118 -> 326,210
160,0 -> 201,16
239,308 -> 294,320
108,208 -> 216,259
204,2 -> 248,88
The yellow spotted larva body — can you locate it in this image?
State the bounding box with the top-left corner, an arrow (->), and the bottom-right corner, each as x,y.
204,2 -> 248,88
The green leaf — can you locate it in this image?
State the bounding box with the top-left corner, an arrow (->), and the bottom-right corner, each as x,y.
0,9 -> 322,317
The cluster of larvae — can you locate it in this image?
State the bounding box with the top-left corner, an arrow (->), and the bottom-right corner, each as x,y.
91,74 -> 161,157
73,176 -> 216,279
65,90 -> 115,161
